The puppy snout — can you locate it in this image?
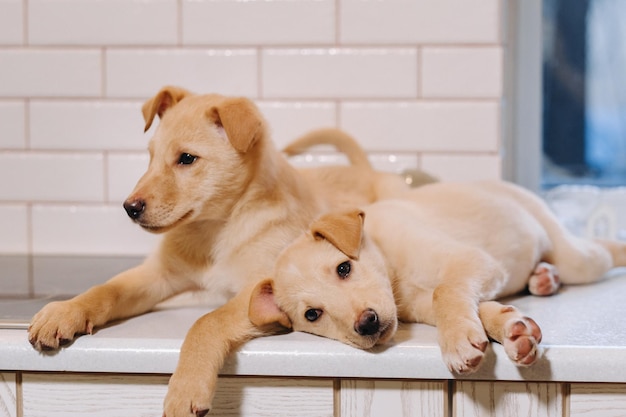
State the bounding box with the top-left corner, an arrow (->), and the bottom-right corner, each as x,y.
355,308 -> 380,336
123,199 -> 146,220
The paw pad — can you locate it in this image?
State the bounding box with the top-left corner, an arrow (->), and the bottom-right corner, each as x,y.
529,262 -> 560,296
503,317 -> 542,366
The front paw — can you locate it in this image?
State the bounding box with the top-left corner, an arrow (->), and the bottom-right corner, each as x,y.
438,319 -> 489,374
502,316 -> 542,366
28,301 -> 93,351
163,371 -> 215,417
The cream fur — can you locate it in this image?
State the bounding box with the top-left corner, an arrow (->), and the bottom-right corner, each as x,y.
263,181 -> 626,375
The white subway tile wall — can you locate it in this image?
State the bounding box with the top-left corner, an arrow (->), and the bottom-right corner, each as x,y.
0,101 -> 25,149
105,49 -> 259,98
339,0 -> 500,44
421,47 -> 504,98
262,48 -> 419,98
0,49 -> 102,97
28,0 -> 179,46
0,205 -> 28,254
31,205 -> 157,256
182,0 -> 336,45
340,101 -> 500,152
29,100 -> 147,150
0,0 -> 504,264
0,0 -> 23,45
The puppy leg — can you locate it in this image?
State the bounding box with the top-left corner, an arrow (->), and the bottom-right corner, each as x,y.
432,284 -> 489,375
28,261 -> 181,351
528,262 -> 560,296
478,301 -> 542,366
431,249 -> 510,375
163,283 -> 285,417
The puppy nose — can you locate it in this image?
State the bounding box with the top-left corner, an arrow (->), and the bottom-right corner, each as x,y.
123,199 -> 145,220
355,308 -> 380,336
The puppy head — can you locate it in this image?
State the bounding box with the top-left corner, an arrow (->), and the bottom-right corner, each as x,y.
250,209 -> 398,349
124,86 -> 268,233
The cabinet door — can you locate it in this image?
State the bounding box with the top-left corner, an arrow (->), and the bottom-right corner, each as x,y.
211,377 -> 333,417
0,373 -> 17,417
569,383 -> 626,417
22,373 -> 169,417
453,381 -> 563,417
21,373 -> 334,417
340,380 -> 447,417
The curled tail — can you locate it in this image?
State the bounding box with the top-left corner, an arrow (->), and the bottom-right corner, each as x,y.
283,128 -> 372,169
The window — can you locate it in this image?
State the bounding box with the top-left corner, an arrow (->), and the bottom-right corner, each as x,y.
542,0 -> 626,188
506,0 -> 626,191
506,0 -> 626,242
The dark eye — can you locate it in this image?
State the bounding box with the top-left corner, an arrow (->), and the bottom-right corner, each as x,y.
304,308 -> 322,322
336,261 -> 351,279
178,153 -> 197,165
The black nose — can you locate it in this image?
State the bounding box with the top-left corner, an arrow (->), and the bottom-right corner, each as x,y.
355,309 -> 380,336
123,199 -> 145,220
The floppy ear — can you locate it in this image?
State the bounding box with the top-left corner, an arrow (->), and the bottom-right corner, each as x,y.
310,209 -> 365,260
208,97 -> 265,153
142,86 -> 193,132
249,279 -> 292,330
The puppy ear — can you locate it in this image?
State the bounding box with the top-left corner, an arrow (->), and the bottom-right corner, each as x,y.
142,86 -> 192,132
249,279 -> 292,330
208,97 -> 265,153
310,209 -> 365,260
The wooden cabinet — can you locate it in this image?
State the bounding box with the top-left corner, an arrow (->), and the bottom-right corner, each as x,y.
210,377 -> 334,417
21,374 -> 168,417
20,374 -> 334,417
454,381 -> 563,417
569,384 -> 626,417
8,373 -> 626,416
0,373 -> 16,417
340,380 -> 447,417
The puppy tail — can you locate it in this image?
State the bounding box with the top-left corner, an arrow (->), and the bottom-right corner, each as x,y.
282,128 -> 373,169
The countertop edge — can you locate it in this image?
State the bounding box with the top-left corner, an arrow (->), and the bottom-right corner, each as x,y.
2,273 -> 626,384
2,327 -> 626,384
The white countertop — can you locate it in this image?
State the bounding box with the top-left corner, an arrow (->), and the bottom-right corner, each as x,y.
2,271 -> 626,383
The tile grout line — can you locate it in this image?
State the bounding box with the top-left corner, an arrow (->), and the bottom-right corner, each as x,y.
177,0 -> 183,46
257,47 -> 263,99
101,47 -> 107,98
22,0 -> 28,46
16,372 -> 23,417
26,204 -> 34,297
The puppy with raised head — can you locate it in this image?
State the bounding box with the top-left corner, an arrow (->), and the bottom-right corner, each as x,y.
27,86 -> 418,417
251,181 -> 626,374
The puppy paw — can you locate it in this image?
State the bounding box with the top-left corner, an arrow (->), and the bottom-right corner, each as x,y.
502,316 -> 542,366
528,262 -> 560,296
28,301 -> 93,351
439,320 -> 489,374
163,372 -> 214,417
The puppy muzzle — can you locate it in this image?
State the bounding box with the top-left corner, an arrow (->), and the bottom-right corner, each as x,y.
354,308 -> 380,336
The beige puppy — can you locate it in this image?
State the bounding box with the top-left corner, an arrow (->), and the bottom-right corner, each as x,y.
250,181 -> 626,374
27,87 -> 413,416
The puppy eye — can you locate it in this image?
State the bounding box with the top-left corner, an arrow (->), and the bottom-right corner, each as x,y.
304,308 -> 322,322
336,261 -> 351,279
178,153 -> 197,165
